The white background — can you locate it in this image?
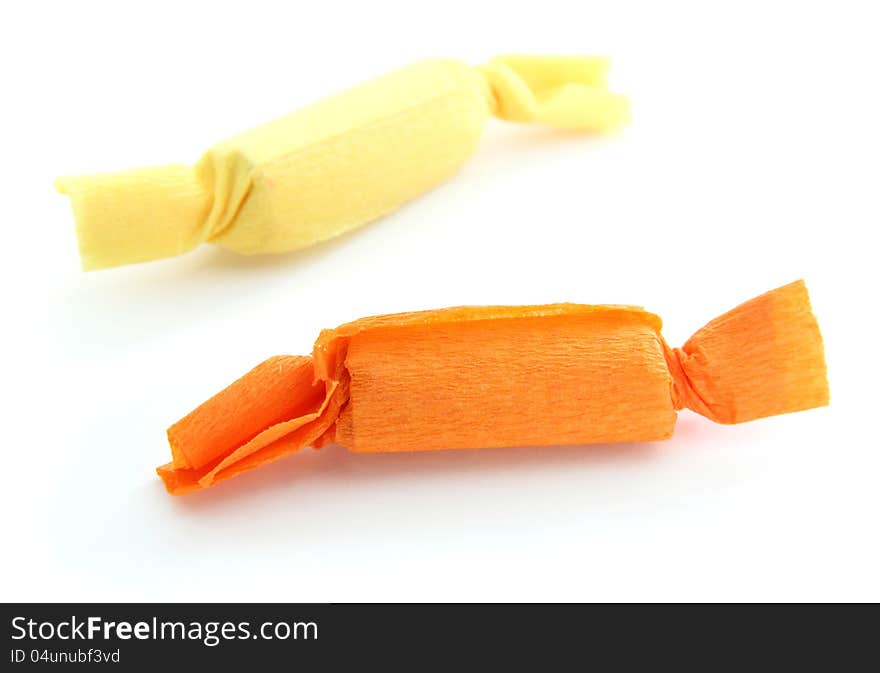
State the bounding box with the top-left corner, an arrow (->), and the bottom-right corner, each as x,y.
2,0 -> 877,602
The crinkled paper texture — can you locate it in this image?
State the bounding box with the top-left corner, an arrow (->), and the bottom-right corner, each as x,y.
159,281 -> 828,494
58,55 -> 628,270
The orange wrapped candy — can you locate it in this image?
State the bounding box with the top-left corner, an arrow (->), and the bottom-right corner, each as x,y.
158,281 -> 828,495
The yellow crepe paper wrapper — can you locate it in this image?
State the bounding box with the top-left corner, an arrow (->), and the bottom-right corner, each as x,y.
56,55 -> 628,270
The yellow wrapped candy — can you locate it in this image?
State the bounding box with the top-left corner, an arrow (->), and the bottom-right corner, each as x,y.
57,55 -> 628,270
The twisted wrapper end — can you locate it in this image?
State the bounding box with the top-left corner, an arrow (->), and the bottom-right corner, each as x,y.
479,55 -> 629,130
55,165 -> 213,270
664,280 -> 829,424
56,148 -> 252,271
157,354 -> 349,495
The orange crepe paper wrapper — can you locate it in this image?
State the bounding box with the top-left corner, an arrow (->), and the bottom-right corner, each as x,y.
158,281 -> 828,495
